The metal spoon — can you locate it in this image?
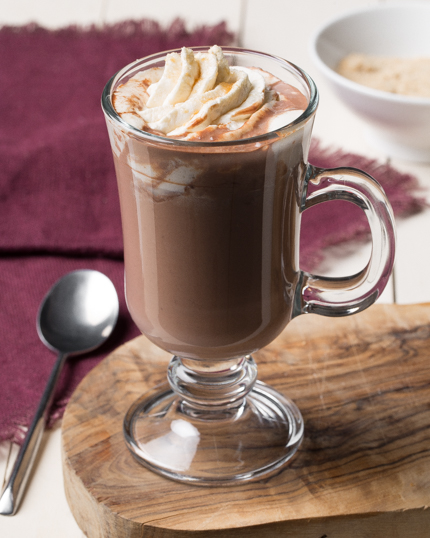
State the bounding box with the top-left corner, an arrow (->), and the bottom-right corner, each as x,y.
0,269 -> 119,516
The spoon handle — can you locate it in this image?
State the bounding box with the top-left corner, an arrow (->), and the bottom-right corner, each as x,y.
0,352 -> 68,516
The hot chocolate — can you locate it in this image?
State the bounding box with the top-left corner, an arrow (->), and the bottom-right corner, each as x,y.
106,46 -> 311,360
103,46 -> 396,486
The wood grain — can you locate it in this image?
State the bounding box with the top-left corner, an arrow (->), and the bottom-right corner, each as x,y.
62,303 -> 430,537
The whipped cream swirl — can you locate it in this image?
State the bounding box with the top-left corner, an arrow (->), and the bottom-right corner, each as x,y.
113,46 -> 305,141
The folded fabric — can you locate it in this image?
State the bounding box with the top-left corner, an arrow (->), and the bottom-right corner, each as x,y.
0,20 -> 234,256
0,21 -> 426,445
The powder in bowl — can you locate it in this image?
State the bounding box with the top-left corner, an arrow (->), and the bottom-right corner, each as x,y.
337,53 -> 430,98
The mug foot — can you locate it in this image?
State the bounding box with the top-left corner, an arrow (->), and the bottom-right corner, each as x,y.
123,380 -> 304,485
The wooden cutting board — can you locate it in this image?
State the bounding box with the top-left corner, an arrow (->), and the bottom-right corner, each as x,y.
62,303 -> 430,537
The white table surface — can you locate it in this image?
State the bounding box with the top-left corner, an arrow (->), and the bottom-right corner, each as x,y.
1,0 -> 430,536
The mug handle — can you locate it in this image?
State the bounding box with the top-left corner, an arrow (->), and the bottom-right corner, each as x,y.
294,165 -> 396,317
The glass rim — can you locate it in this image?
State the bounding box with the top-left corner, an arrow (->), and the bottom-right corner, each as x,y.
101,46 -> 319,148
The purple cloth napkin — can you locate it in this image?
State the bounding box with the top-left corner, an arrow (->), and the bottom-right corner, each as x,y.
0,20 -> 235,444
0,21 -> 425,444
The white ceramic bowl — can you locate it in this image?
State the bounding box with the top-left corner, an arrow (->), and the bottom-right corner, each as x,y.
310,3 -> 430,162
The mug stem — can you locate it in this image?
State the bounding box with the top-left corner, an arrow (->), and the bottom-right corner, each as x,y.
167,355 -> 258,416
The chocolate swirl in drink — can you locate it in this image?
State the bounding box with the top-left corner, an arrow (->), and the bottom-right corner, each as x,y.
108,46 -> 309,359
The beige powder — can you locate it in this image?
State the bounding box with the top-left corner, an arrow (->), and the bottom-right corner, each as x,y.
337,53 -> 430,98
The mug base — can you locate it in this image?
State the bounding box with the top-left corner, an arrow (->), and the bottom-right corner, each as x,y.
123,380 -> 304,486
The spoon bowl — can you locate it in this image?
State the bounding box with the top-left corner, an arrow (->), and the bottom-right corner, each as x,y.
37,269 -> 119,355
0,269 -> 119,516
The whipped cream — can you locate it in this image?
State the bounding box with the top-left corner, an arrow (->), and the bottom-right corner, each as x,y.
113,46 -> 307,141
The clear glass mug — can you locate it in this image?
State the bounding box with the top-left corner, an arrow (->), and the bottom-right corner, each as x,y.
102,47 -> 395,485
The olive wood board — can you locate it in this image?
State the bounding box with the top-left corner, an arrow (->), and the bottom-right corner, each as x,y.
62,303 -> 430,538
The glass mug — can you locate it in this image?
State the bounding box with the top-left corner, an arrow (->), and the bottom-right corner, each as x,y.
102,47 -> 395,485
